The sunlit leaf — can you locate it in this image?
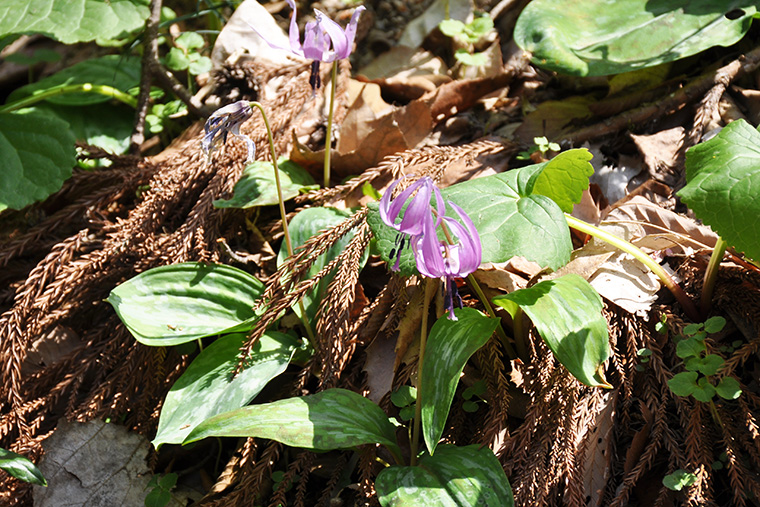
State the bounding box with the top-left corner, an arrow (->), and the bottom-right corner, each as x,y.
0,448 -> 46,486
153,332 -> 299,448
376,444 -> 513,507
515,0 -> 757,76
493,274 -> 610,387
108,263 -> 264,346
184,388 -> 402,459
214,158 -> 316,208
421,308 -> 498,455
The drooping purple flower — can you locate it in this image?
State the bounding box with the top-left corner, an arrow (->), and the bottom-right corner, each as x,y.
248,0 -> 365,89
202,101 -> 255,163
411,202 -> 482,319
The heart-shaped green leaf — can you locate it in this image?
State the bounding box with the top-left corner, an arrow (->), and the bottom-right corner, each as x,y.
493,274 -> 610,387
183,388 -> 401,459
0,110 -> 76,212
668,371 -> 698,397
515,0 -> 757,76
680,119 -> 760,261
715,377 -> 742,400
108,263 -> 264,346
214,158 -> 316,209
0,0 -> 151,44
376,444 -> 513,507
0,447 -> 46,486
421,308 -> 498,455
530,149 -> 594,213
8,55 -> 141,106
152,331 -> 300,448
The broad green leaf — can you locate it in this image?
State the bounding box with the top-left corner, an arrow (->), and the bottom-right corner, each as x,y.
107,262 -> 264,346
668,371 -> 698,397
277,207 -> 367,323
715,377 -> 742,400
4,48 -> 61,65
0,448 -> 46,486
214,158 -> 317,209
421,309 -> 498,455
704,316 -> 727,334
183,388 -> 402,458
493,274 -> 610,387
0,0 -> 151,44
693,377 -> 716,402
376,444 -> 513,507
515,0 -> 757,76
153,332 -> 299,448
0,110 -> 76,212
685,354 -> 723,376
8,55 -> 141,106
680,119 -> 760,261
144,488 -> 171,507
676,338 -> 706,360
531,149 -> 594,213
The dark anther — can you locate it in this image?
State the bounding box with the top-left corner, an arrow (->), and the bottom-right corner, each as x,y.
309,61 -> 321,90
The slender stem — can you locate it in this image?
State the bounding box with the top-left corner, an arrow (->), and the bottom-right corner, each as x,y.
466,274 -> 518,359
708,399 -> 724,430
700,236 -> 727,315
249,102 -> 316,345
323,61 -> 338,188
511,306 -> 528,359
0,83 -> 138,113
410,278 -> 436,466
565,214 -> 701,322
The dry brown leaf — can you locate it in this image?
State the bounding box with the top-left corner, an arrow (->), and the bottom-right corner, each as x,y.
357,46 -> 450,101
624,402 -> 653,475
516,96 -> 594,144
581,392 -> 616,507
630,127 -> 684,179
394,279 -> 438,372
363,333 -> 398,404
21,326 -> 83,376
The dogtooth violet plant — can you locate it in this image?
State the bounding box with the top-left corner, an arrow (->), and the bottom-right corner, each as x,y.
250,0 -> 365,188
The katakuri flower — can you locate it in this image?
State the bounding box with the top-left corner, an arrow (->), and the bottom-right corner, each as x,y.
202,101 -> 255,163
250,0 -> 365,89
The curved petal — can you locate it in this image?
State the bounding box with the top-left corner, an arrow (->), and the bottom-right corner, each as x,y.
378,178 -> 403,227
286,0 -> 302,54
443,202 -> 482,276
397,179 -> 433,236
302,20 -> 326,60
343,6 -> 366,54
412,213 -> 445,278
313,9 -> 349,61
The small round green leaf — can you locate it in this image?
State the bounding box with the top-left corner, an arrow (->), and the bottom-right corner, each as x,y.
175,32 -> 204,51
715,377 -> 742,400
704,316 -> 727,334
663,469 -> 697,491
668,371 -> 698,397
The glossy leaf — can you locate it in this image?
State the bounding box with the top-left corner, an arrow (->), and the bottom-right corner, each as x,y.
277,207 -> 366,323
108,263 -> 264,346
530,149 -> 594,213
0,448 -> 46,486
184,388 -> 401,458
515,0 -> 757,76
679,119 -> 760,261
0,110 -> 76,212
421,308 -> 498,455
376,444 -> 513,507
214,158 -> 316,208
493,274 -> 610,387
0,0 -> 151,44
153,332 -> 299,448
8,55 -> 141,106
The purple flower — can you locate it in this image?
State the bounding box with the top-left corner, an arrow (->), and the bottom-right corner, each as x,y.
379,176 -> 444,237
249,0 -> 365,89
202,101 -> 255,163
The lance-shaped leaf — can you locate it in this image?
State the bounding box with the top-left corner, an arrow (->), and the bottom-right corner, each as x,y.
108,263 -> 264,346
213,158 -> 317,208
152,332 -> 300,448
0,448 -> 46,486
0,110 -> 76,213
376,444 -> 513,507
184,388 -> 402,459
515,0 -> 757,76
679,119 -> 760,261
421,308 -> 498,455
493,274 -> 611,387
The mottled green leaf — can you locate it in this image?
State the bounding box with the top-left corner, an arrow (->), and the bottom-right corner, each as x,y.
107,262 -> 264,346
153,332 -> 299,448
0,447 -> 46,486
515,0 -> 757,76
493,274 -> 610,387
8,55 -> 141,106
184,388 -> 401,458
376,445 -> 513,507
421,308 -> 498,455
679,119 -> 760,261
214,159 -> 316,209
0,0 -> 151,44
0,110 -> 76,212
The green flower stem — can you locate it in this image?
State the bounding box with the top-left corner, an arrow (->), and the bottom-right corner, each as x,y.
700,236 -> 727,315
410,277 -> 436,467
249,102 -> 316,345
565,214 -> 700,322
0,83 -> 137,113
511,306 -> 529,359
323,62 -> 338,188
466,274 -> 518,359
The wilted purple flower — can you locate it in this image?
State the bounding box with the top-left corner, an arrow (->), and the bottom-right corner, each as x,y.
249,0 -> 365,89
411,202 -> 482,320
202,101 -> 255,163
